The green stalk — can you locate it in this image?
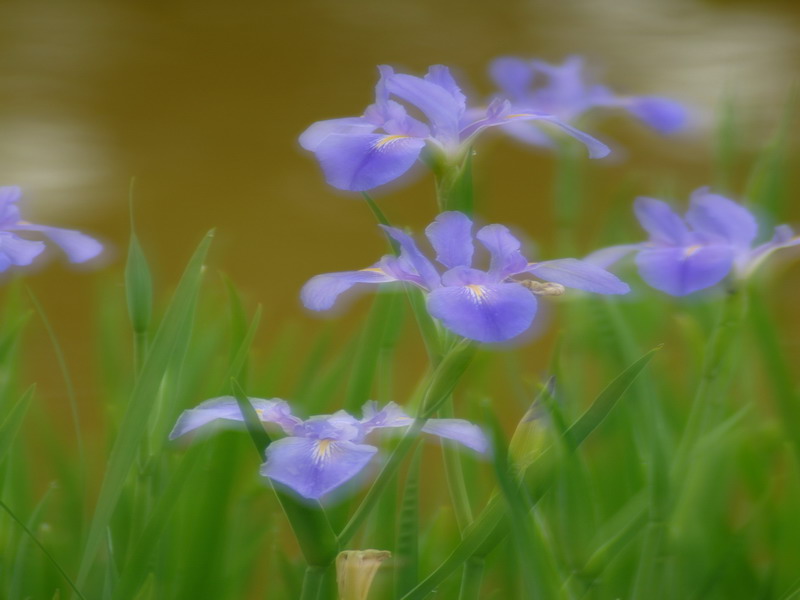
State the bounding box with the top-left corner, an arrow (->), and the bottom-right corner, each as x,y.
432,152 -> 474,214
457,557 -> 485,600
300,565 -> 327,600
672,286 -> 748,478
339,341 -> 476,546
439,397 -> 473,533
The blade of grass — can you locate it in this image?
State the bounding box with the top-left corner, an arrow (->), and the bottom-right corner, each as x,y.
231,380 -> 339,567
1,498 -> 87,600
403,345 -> 660,599
394,446 -> 422,598
0,384 -> 35,462
77,231 -> 214,587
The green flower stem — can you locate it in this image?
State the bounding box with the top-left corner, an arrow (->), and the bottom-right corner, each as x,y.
432,152 -> 474,214
339,341 -> 476,547
457,557 -> 485,600
440,397 -> 474,533
300,565 -> 327,600
672,286 -> 748,479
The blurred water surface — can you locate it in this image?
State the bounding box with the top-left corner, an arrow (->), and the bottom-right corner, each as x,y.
0,0 -> 798,423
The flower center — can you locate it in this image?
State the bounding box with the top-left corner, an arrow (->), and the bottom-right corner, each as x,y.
466,284 -> 488,300
373,134 -> 410,149
684,244 -> 702,258
314,439 -> 335,463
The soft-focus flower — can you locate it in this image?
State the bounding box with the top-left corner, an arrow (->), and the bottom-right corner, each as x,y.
586,188 -> 800,296
0,186 -> 103,272
301,212 -> 629,343
299,65 -> 609,192
488,55 -> 687,148
170,397 -> 488,500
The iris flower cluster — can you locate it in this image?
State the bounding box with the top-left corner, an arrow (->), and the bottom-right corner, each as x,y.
171,56 -> 796,505
299,64 -> 610,192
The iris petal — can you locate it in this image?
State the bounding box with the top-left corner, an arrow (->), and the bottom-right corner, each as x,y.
169,396 -> 297,440
583,244 -> 644,269
427,282 -> 537,343
301,269 -> 397,311
313,132 -> 426,191
527,258 -> 630,294
425,211 -> 474,269
634,197 -> 690,245
262,438 -> 378,500
298,117 -> 376,152
489,57 -> 534,99
686,188 -> 758,248
635,245 -> 734,296
380,225 -> 441,290
10,224 -> 103,263
476,224 -> 528,279
0,232 -> 46,271
385,71 -> 464,145
627,97 -> 687,134
422,419 -> 489,454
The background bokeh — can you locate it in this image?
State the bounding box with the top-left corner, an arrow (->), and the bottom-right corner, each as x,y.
0,0 -> 798,429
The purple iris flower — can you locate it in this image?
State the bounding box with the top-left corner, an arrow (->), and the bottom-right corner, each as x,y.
299,65 -> 610,192
0,186 -> 103,272
488,55 -> 687,148
586,188 -> 800,296
301,212 -> 629,343
170,397 -> 487,500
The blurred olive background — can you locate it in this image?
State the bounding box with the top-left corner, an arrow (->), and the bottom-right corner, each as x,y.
0,0 -> 799,430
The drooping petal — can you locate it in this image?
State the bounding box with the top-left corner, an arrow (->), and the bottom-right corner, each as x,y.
583,244 -> 644,269
633,197 -> 689,245
359,401 -> 413,435
496,119 -> 556,148
379,225 -> 441,290
626,96 -> 687,134
313,132 -> 426,191
422,419 -> 489,454
476,224 -> 528,279
261,437 -> 378,500
169,396 -> 298,440
488,56 -> 534,99
298,117 -> 377,152
300,268 -> 397,311
635,245 -> 734,296
385,70 -> 464,145
425,211 -> 474,269
740,224 -> 800,277
0,232 -> 46,271
685,188 -> 758,248
510,114 -> 610,159
526,258 -> 630,294
0,186 -> 22,227
427,282 -> 537,343
460,102 -> 610,159
9,224 -> 103,263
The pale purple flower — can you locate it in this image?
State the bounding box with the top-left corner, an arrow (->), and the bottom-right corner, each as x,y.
489,55 -> 687,148
170,397 -> 487,500
586,188 -> 800,296
0,186 -> 103,272
301,212 -> 629,343
299,65 -> 610,192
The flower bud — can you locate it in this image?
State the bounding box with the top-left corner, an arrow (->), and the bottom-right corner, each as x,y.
336,549 -> 391,600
